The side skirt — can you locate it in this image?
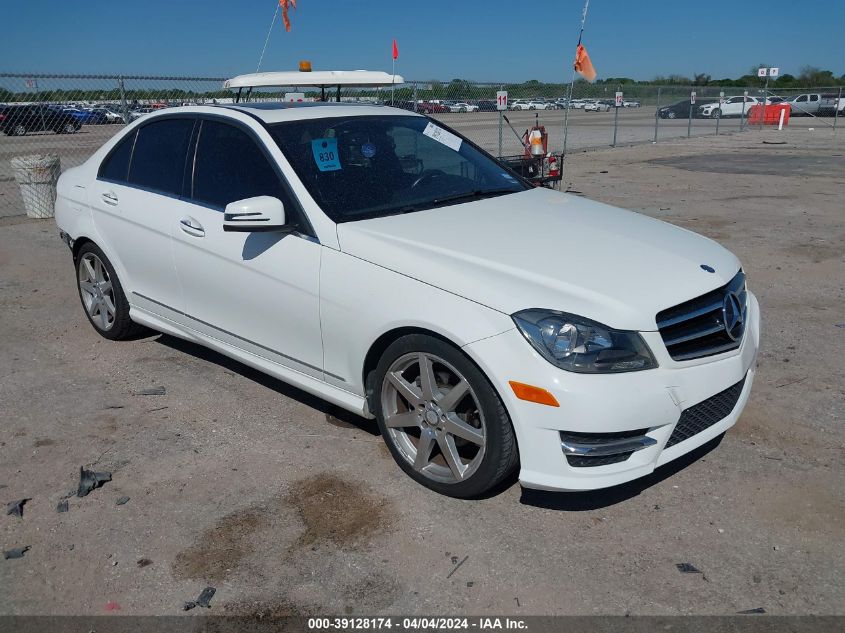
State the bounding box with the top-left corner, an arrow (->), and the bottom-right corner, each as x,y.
129,305 -> 371,418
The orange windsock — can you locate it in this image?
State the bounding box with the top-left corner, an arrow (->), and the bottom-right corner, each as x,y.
574,44 -> 596,82
279,0 -> 297,32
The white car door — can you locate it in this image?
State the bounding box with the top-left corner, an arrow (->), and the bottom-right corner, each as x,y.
90,116 -> 196,318
171,117 -> 324,380
721,97 -> 741,116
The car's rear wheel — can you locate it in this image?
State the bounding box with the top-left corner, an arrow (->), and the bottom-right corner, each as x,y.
76,243 -> 147,340
11,124 -> 27,136
63,122 -> 78,134
373,334 -> 518,498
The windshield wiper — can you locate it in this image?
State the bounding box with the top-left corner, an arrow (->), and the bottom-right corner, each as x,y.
429,188 -> 518,207
345,205 -> 418,222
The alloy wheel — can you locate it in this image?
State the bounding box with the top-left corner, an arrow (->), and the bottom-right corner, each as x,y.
380,352 -> 486,484
78,252 -> 116,331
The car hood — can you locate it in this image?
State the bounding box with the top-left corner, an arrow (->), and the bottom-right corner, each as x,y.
336,188 -> 740,331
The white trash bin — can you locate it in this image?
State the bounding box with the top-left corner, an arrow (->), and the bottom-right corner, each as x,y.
11,154 -> 62,219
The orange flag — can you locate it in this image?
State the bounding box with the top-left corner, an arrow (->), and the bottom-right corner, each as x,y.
279,0 -> 297,32
574,44 -> 596,82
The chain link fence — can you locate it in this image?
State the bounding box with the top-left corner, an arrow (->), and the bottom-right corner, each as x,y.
2,72 -> 842,217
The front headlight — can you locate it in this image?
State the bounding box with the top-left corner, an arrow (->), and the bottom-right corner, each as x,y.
512,309 -> 658,374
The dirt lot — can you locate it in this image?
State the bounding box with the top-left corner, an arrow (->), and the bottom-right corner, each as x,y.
0,126 -> 843,617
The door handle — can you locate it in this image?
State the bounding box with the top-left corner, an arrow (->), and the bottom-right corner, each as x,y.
179,217 -> 205,237
101,191 -> 118,206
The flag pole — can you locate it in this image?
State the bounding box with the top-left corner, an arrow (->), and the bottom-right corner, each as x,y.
256,1 -> 281,72
561,0 -> 590,186
391,57 -> 396,105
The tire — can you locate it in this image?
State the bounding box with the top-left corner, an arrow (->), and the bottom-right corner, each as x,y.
372,334 -> 518,498
711,109 -> 721,119
64,122 -> 78,134
667,111 -> 677,119
75,243 -> 148,340
11,123 -> 27,136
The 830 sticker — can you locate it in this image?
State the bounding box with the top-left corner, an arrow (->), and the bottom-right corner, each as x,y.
311,138 -> 341,172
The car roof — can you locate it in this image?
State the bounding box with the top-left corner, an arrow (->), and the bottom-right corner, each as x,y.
137,102 -> 422,124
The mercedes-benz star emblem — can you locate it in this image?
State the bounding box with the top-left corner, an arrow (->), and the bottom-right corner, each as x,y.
722,291 -> 744,341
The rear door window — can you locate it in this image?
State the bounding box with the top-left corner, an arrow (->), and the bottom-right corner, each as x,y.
127,118 -> 195,196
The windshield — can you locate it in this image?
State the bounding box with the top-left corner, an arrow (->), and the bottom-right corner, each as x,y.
269,115 -> 527,223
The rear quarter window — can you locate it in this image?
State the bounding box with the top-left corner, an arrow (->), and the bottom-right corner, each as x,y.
98,130 -> 136,183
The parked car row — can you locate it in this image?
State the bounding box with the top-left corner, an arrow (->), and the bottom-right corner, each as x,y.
394,97 -> 642,114
0,100 -> 201,135
0,104 -> 82,136
655,92 -> 845,121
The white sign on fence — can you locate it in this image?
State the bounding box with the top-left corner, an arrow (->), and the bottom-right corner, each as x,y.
719,91 -> 725,103
769,67 -> 779,77
757,68 -> 768,77
690,91 -> 696,104
615,91 -> 623,107
496,91 -> 508,111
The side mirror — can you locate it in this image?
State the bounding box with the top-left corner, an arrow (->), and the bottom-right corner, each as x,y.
223,196 -> 286,232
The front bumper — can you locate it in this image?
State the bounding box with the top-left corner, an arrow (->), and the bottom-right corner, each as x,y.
464,292 -> 760,492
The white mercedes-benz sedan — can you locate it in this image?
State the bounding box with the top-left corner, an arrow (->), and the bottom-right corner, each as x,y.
55,102 -> 760,498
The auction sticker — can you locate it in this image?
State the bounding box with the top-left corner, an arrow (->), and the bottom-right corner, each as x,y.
422,122 -> 462,152
311,138 -> 341,172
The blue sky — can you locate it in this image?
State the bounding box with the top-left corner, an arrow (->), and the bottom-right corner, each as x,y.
1,0 -> 842,81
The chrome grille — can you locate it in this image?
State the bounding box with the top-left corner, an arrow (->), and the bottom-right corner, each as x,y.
656,270 -> 747,361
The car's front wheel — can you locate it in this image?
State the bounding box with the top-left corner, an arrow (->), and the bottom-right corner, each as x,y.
667,111 -> 677,119
11,123 -> 27,136
711,109 -> 721,119
76,243 -> 147,340
373,334 -> 518,498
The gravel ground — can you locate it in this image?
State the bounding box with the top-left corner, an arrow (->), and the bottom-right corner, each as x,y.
0,126 -> 843,617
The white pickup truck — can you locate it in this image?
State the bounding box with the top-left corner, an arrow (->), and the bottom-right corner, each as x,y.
786,93 -> 843,116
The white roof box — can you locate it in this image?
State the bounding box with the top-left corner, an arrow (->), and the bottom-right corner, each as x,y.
224,70 -> 404,90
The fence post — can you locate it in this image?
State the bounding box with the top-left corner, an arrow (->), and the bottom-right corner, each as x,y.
715,90 -> 723,135
35,78 -> 46,132
740,89 -> 748,130
412,82 -> 418,113
759,74 -> 770,131
687,90 -> 694,138
653,87 -> 661,143
118,76 -> 129,124
833,86 -> 842,134
612,99 -> 619,147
